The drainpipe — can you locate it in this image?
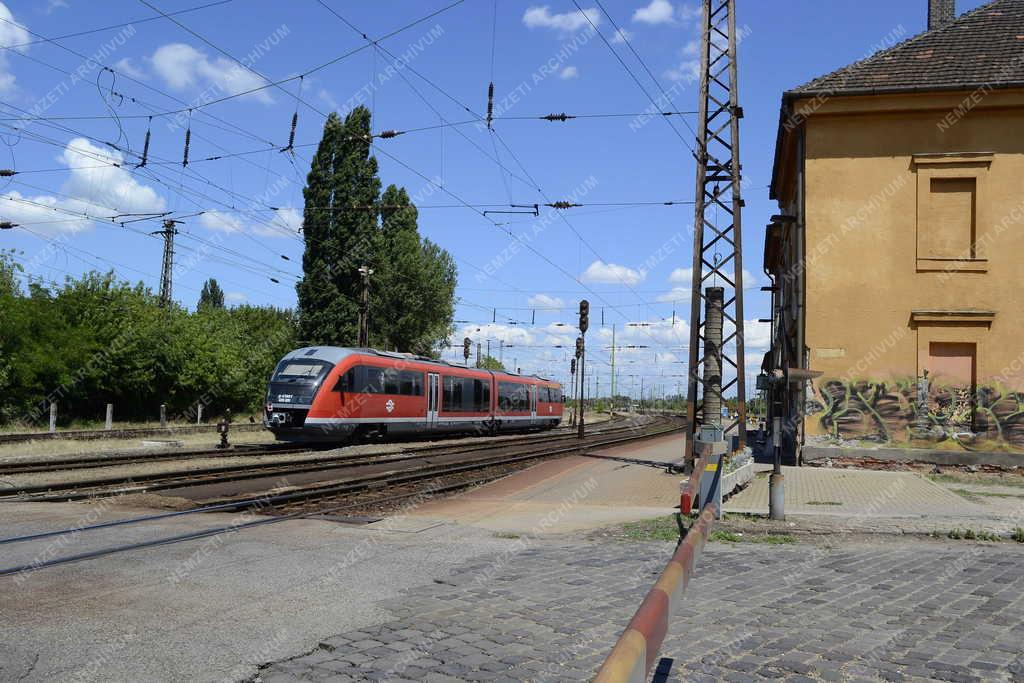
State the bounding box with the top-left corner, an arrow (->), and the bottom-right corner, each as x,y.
795,123 -> 807,461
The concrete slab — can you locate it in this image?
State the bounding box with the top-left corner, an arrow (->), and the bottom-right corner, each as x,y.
725,465 -> 989,518
408,434 -> 685,534
0,501 -> 508,682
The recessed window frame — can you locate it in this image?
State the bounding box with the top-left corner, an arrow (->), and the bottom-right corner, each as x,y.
912,153 -> 992,273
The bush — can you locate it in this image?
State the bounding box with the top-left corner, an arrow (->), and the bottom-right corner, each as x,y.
0,257 -> 297,427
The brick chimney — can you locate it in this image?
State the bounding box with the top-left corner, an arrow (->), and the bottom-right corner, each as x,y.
928,0 -> 956,30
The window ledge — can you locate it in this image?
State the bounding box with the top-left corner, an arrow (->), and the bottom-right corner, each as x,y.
916,257 -> 988,273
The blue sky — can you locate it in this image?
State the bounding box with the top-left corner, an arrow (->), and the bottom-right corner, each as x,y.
0,0 -> 989,397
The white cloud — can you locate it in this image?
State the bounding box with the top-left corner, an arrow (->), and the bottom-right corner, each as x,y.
0,3 -> 30,94
199,207 -> 296,238
150,43 -> 272,103
523,6 -> 600,32
458,323 -> 535,346
580,260 -> 645,285
741,319 -> 772,350
225,291 -> 247,304
655,286 -> 689,303
632,0 -> 675,25
665,59 -> 700,82
318,88 -> 339,111
44,0 -> 68,13
112,57 -> 146,80
610,28 -> 633,44
667,266 -> 759,289
2,137 -> 165,234
558,65 -> 579,80
528,293 -> 565,309
199,210 -> 243,233
270,206 -> 302,234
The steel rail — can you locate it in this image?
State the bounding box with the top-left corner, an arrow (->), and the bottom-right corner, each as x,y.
1,418 -> 648,500
0,416 -> 628,475
0,419 -> 683,578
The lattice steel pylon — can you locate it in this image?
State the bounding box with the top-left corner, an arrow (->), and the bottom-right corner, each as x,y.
684,0 -> 746,466
154,219 -> 178,308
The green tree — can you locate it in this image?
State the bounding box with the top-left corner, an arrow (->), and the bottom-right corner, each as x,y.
375,185 -> 457,356
296,106 -> 457,356
296,107 -> 381,346
476,354 -> 506,371
198,278 -> 225,310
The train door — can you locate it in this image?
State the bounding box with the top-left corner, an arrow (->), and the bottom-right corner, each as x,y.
427,373 -> 440,428
529,384 -> 537,422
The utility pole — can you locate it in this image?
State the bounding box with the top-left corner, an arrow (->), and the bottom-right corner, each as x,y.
640,376 -> 645,415
685,0 -> 747,470
154,219 -> 179,308
476,342 -> 482,368
357,265 -> 373,347
610,323 -> 617,415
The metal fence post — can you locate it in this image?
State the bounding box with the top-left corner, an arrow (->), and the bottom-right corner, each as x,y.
105,403 -> 113,431
160,404 -> 167,428
49,402 -> 57,433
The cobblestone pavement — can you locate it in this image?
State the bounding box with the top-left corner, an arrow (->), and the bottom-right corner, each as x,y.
257,537 -> 1024,682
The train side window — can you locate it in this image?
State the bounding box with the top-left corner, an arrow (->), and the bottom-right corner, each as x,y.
399,370 -> 424,396
334,368 -> 356,392
383,368 -> 401,395
363,366 -> 385,393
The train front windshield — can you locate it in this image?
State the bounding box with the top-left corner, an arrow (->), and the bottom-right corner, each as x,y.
268,359 -> 334,405
272,361 -> 332,382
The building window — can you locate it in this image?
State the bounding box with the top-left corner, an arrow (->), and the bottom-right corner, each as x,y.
920,177 -> 976,259
912,153 -> 991,272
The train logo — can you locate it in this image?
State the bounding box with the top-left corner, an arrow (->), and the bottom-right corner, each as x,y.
385,399 -> 395,413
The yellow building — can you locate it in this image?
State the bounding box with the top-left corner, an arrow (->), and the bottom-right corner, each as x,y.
764,0 -> 1024,458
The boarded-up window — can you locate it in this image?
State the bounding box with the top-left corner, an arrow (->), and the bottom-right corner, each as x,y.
919,177 -> 976,259
927,341 -> 976,430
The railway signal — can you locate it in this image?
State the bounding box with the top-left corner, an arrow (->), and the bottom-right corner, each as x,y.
463,337 -> 472,366
577,299 -> 589,440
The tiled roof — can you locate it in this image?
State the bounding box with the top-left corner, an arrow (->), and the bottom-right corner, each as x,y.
788,0 -> 1024,97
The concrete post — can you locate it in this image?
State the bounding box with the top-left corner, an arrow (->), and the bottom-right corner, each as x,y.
197,403 -> 203,425
105,403 -> 113,431
49,401 -> 57,433
703,287 -> 724,427
769,415 -> 785,520
160,404 -> 167,428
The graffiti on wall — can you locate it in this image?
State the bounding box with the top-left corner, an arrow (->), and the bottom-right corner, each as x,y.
806,377 -> 1024,450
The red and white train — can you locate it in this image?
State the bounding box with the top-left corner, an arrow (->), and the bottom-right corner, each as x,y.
264,346 -> 564,442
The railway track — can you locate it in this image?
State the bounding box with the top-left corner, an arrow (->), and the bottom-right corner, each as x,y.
0,417 -> 620,476
0,416 -> 671,501
0,415 -> 684,577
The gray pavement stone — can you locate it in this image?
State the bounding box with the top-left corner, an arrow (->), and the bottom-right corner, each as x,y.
258,537 -> 1024,682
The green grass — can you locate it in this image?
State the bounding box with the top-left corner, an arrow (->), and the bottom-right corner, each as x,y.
806,500 -> 843,506
619,516 -> 797,544
620,516 -> 681,542
929,473 -> 1024,488
1013,528 -> 1024,543
709,530 -> 796,544
944,528 -> 1003,541
493,532 -> 521,539
949,488 -> 1024,501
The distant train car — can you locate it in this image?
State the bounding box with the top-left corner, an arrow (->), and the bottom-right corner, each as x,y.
264,347 -> 563,442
